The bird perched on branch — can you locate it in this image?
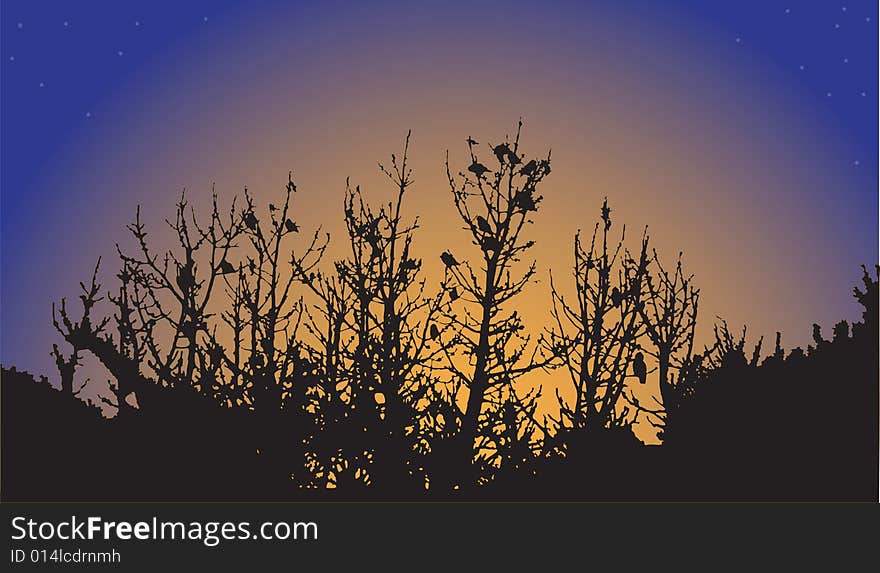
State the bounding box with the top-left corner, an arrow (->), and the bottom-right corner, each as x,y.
600,200 -> 612,231
476,215 -> 492,234
514,190 -> 537,212
285,219 -> 299,233
244,211 -> 258,230
176,264 -> 195,291
611,287 -> 622,308
466,136 -> 479,146
440,251 -> 459,268
430,324 -> 440,340
633,352 -> 647,385
218,260 -> 236,275
493,143 -> 512,164
519,159 -> 537,177
468,161 -> 491,179
481,236 -> 501,253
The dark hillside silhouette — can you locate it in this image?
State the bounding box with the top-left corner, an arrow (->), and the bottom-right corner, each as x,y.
1,125 -> 877,501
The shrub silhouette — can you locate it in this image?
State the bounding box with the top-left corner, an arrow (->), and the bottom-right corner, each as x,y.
1,125 -> 876,501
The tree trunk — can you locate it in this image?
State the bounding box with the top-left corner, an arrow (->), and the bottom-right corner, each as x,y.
658,348 -> 672,408
457,261 -> 497,485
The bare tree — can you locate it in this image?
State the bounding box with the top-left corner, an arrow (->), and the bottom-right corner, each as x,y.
115,192 -> 246,393
639,251 -> 700,412
300,133 -> 445,490
227,177 -> 326,414
545,200 -> 651,444
438,121 -> 554,488
50,260 -> 107,395
52,258 -> 158,409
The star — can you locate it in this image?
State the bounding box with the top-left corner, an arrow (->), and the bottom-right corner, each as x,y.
843,57 -> 849,63
799,64 -> 805,70
826,92 -> 832,97
135,21 -> 141,27
16,22 -> 23,29
203,16 -> 209,22
841,6 -> 847,12
785,8 -> 791,14
117,50 -> 124,56
8,56 -> 14,62
853,160 -> 860,166
63,21 -> 69,28
39,82 -> 45,88
85,112 -> 92,118
861,91 -> 867,97
735,36 -> 742,44
834,23 -> 840,29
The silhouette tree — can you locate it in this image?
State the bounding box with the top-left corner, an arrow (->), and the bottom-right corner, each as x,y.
211,177 -> 327,489
544,199 -> 651,451
437,121 -> 554,489
105,260 -> 150,411
226,178 -> 325,412
50,259 -> 107,396
113,192 -> 246,394
293,256 -> 356,490
638,250 -> 700,415
303,133 -> 446,491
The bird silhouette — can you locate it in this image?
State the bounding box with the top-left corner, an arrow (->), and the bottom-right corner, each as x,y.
481,236 -> 501,253
430,324 -> 440,340
176,264 -> 195,292
468,162 -> 491,179
466,136 -> 479,146
269,203 -> 277,212
514,190 -> 537,212
218,260 -> 236,275
601,200 -> 612,231
244,211 -> 258,230
633,352 -> 647,385
611,287 -> 622,308
519,159 -> 537,176
476,215 -> 492,234
441,251 -> 459,268
493,143 -> 512,164
285,219 -> 299,233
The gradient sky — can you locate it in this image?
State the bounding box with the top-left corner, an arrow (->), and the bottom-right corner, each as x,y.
2,0 -> 877,409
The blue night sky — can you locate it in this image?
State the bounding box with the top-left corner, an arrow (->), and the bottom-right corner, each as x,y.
2,1 -> 874,193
